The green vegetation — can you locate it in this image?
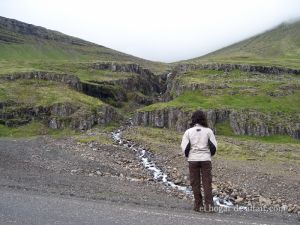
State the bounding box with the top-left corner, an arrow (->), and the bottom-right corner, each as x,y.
0,17 -> 168,75
215,122 -> 235,136
35,62 -> 135,82
75,134 -> 113,145
0,121 -> 118,140
215,122 -> 300,144
141,69 -> 300,114
237,134 -> 300,144
141,90 -> 300,113
0,121 -> 78,138
0,79 -> 104,109
181,21 -> 300,68
124,126 -> 300,162
123,126 -> 183,153
0,60 -> 138,82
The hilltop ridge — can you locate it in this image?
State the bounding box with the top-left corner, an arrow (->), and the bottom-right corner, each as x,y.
181,20 -> 300,68
0,16 -> 167,73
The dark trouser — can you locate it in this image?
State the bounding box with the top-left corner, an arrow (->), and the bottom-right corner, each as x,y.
189,161 -> 213,211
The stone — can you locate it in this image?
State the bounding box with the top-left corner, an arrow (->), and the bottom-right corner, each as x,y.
259,196 -> 272,206
231,192 -> 238,198
133,105 -> 300,138
174,179 -> 182,185
96,171 -> 102,175
246,194 -> 252,199
288,205 -> 295,213
235,197 -> 244,204
292,205 -> 299,213
212,189 -> 218,195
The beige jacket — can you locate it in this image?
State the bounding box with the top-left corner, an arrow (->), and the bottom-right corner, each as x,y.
181,124 -> 217,161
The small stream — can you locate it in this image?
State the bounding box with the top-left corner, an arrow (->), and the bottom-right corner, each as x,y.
112,127 -> 238,209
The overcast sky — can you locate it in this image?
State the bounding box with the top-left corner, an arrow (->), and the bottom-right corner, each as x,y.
1,0 -> 300,62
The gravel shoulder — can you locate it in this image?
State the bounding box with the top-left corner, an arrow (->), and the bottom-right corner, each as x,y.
0,136 -> 190,209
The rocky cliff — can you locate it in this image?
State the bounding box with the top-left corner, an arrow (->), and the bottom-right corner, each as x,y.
48,103 -> 120,130
2,71 -> 82,90
0,101 -> 120,130
90,62 -> 162,94
133,108 -> 300,139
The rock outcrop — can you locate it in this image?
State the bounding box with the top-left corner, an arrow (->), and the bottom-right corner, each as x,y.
165,77 -> 230,98
2,71 -> 82,90
0,101 -> 121,130
175,63 -> 300,75
48,103 -> 120,130
162,63 -> 300,100
1,62 -> 164,105
133,108 -> 300,139
90,62 -> 162,95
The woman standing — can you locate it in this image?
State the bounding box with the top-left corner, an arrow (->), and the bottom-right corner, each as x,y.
181,110 -> 217,212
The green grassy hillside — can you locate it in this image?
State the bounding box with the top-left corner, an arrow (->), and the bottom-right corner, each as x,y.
138,69 -> 300,140
141,69 -> 300,113
182,21 -> 300,68
0,16 -> 167,74
0,79 -> 103,108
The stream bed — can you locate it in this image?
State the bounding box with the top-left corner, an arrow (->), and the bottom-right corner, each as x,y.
112,127 -> 239,209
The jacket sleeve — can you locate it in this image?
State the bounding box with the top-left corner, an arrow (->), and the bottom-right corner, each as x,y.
181,130 -> 190,154
208,129 -> 217,150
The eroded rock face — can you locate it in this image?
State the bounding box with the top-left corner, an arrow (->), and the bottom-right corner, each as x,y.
166,78 -> 230,98
163,63 -> 300,100
229,111 -> 300,138
0,100 -> 121,131
2,71 -> 82,90
0,105 -> 49,127
174,63 -> 300,75
47,104 -> 121,130
90,62 -> 162,95
133,108 -> 300,139
1,62 -> 164,105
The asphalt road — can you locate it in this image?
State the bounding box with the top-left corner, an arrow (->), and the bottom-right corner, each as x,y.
0,189 -> 298,225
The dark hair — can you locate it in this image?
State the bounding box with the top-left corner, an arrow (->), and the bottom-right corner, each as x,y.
190,110 -> 208,127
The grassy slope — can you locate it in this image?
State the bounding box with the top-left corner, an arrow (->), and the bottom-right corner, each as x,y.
0,79 -> 104,109
0,121 -> 77,138
123,126 -> 300,162
141,69 -> 300,114
180,21 -> 300,68
0,17 -> 160,136
0,17 -> 168,74
0,79 -> 107,137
